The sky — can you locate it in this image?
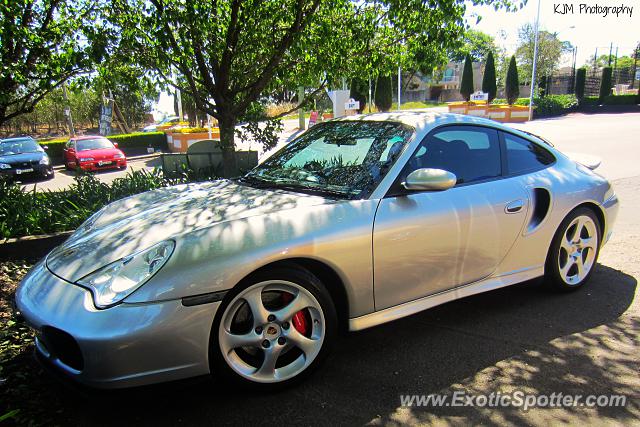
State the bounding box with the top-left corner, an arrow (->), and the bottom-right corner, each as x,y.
154,0 -> 639,116
467,0 -> 639,67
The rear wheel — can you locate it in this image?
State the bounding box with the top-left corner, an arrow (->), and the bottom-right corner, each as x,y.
545,207 -> 601,291
210,267 -> 336,389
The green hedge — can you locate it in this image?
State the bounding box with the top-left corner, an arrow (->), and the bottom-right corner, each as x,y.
492,94 -> 578,117
582,95 -> 638,106
0,167 -> 218,239
39,132 -> 167,160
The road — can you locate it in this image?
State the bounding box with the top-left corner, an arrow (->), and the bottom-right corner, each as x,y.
26,112 -> 640,425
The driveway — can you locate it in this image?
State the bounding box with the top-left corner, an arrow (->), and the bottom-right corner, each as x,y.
22,112 -> 640,426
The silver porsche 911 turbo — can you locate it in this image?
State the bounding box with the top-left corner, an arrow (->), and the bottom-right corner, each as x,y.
16,112 -> 619,389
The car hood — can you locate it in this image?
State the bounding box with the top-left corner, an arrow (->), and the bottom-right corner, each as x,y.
46,180 -> 330,282
76,148 -> 121,158
0,152 -> 45,164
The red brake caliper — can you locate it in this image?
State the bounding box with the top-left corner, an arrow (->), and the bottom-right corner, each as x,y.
281,292 -> 309,335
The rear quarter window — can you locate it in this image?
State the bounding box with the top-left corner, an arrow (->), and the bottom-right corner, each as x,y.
504,132 -> 555,175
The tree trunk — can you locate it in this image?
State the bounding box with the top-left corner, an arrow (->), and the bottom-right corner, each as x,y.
218,116 -> 238,178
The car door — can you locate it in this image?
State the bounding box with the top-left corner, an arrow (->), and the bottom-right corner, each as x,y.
63,140 -> 76,167
372,125 -> 530,310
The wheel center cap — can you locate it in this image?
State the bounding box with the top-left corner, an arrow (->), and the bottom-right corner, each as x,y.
265,324 -> 281,338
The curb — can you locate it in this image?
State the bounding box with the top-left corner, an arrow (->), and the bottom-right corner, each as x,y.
52,152 -> 163,171
0,231 -> 73,261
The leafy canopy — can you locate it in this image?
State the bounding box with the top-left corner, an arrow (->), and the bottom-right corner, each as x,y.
110,0 -> 518,127
0,0 -> 109,127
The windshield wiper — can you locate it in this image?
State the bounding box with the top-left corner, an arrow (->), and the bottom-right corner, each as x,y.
238,176 -> 349,199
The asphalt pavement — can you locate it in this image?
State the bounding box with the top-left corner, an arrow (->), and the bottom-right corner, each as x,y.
31,112 -> 640,425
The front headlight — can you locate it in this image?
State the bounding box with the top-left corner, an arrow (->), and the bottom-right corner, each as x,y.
77,240 -> 175,308
114,153 -> 124,159
0,163 -> 11,169
39,156 -> 50,165
79,157 -> 94,162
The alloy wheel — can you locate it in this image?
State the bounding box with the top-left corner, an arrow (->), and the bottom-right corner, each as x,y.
218,280 -> 325,383
558,215 -> 598,285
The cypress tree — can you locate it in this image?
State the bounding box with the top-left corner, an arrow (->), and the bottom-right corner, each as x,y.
481,51 -> 497,102
599,67 -> 613,102
575,68 -> 586,100
374,75 -> 392,112
460,54 -> 474,101
349,78 -> 368,113
505,55 -> 520,105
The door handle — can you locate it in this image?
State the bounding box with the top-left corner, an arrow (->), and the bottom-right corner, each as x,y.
505,199 -> 524,214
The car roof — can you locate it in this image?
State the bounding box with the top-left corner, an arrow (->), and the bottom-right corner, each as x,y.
335,111 -> 538,142
70,135 -> 109,141
1,136 -> 36,143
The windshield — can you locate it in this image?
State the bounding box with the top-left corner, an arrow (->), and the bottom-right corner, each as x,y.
243,121 -> 414,199
76,138 -> 114,151
0,138 -> 41,155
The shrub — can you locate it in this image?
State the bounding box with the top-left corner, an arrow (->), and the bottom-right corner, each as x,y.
601,94 -> 638,105
534,94 -> 578,117
350,78 -> 368,113
491,95 -> 577,117
575,68 -> 586,100
599,67 -> 613,101
460,54 -> 474,101
0,168 -> 214,239
505,56 -> 520,105
374,75 -> 393,112
482,52 -> 497,102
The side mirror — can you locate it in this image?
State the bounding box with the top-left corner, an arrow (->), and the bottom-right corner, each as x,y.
402,168 -> 457,191
113,142 -> 119,148
42,145 -> 48,150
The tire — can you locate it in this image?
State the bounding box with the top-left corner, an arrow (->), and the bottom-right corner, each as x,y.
210,266 -> 337,390
545,207 -> 601,291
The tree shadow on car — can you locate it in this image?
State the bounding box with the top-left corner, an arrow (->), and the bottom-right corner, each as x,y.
36,263 -> 637,426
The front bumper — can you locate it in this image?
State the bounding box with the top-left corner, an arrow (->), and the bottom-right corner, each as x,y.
78,159 -> 126,171
0,164 -> 53,179
15,259 -> 218,388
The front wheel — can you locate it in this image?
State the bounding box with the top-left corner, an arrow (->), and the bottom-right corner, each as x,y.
210,267 -> 337,389
545,207 -> 601,291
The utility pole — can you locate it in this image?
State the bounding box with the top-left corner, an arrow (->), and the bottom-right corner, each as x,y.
368,78 -> 373,113
608,42 -> 613,66
298,86 -> 305,130
62,81 -> 75,136
528,0 -> 541,121
397,65 -> 401,111
630,43 -> 639,89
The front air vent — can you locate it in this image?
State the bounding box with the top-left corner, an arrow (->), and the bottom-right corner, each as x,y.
527,188 -> 551,233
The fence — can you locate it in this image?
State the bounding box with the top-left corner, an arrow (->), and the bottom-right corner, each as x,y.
546,66 -> 637,97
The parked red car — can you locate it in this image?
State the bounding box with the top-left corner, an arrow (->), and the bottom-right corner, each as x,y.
64,136 -> 127,171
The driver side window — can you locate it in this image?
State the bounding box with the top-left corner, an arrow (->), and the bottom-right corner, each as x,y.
403,126 -> 502,185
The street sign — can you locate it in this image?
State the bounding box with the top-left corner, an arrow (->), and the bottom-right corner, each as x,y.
470,91 -> 489,101
99,103 -> 113,136
345,98 -> 360,111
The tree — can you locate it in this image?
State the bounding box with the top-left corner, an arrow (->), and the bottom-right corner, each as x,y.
450,29 -> 497,62
516,23 -> 570,86
482,51 -> 497,102
599,67 -> 613,102
505,56 -> 520,105
111,0 -> 517,176
460,54 -> 474,101
575,68 -> 587,100
586,54 -> 636,69
375,76 -> 392,112
350,79 -> 368,114
0,1 -> 108,128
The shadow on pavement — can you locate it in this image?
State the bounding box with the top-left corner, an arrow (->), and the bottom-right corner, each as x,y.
27,263 -> 640,425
